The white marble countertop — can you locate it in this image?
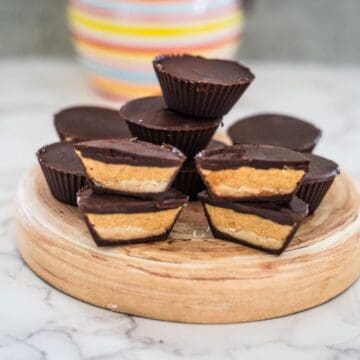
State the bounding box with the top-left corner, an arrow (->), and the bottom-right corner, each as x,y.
1,58 -> 360,360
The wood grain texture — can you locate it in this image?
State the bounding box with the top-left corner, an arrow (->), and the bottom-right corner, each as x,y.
15,166 -> 360,323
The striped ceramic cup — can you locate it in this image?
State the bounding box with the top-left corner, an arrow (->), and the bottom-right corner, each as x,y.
68,0 -> 244,100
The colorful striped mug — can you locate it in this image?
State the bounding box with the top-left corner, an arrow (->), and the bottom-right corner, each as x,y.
68,0 -> 244,100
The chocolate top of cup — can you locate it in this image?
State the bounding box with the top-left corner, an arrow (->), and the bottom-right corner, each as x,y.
199,191 -> 308,225
195,144 -> 309,171
153,54 -> 255,86
120,96 -> 222,130
74,138 -> 186,167
302,153 -> 340,184
36,142 -> 84,175
78,187 -> 188,214
227,113 -> 322,152
54,106 -> 131,142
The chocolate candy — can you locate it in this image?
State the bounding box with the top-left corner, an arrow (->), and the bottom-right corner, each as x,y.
74,138 -> 186,197
36,142 -> 87,206
173,139 -> 226,201
173,161 -> 204,201
297,153 -> 340,214
153,54 -> 255,118
227,113 -> 321,152
78,187 -> 188,246
199,191 -> 308,254
54,106 -> 131,142
120,96 -> 221,157
195,144 -> 309,202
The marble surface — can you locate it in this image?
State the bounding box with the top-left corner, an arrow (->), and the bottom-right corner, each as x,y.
1,58 -> 360,360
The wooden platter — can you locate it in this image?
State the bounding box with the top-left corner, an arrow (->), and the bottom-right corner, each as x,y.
15,166 -> 360,323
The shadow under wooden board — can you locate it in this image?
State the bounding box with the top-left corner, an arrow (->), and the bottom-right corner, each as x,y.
15,165 -> 360,324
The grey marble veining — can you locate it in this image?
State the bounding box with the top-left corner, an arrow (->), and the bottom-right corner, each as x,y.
0,58 -> 360,360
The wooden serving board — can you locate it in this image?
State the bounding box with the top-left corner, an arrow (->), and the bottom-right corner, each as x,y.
15,166 -> 360,324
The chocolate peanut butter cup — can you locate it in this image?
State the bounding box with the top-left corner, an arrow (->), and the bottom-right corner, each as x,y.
120,96 -> 221,157
173,161 -> 203,201
195,144 -> 309,202
78,187 -> 188,246
296,153 -> 339,214
75,138 -> 186,197
228,113 -> 321,152
173,140 -> 226,201
36,142 -> 87,206
55,106 -> 131,142
153,54 -> 255,118
199,191 -> 308,255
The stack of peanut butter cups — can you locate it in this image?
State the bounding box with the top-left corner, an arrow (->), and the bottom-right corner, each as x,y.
192,112 -> 340,255
195,144 -> 311,255
120,54 -> 255,200
37,106 -> 190,247
36,53 -> 340,255
73,138 -> 189,246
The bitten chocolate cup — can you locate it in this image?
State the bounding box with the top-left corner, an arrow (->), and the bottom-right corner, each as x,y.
120,96 -> 222,158
195,144 -> 309,202
36,142 -> 87,206
153,54 -> 255,118
54,106 -> 131,142
77,187 -> 188,246
74,138 -> 186,197
199,191 -> 308,255
296,153 -> 340,214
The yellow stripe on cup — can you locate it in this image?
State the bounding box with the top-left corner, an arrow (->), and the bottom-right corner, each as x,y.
68,7 -> 243,37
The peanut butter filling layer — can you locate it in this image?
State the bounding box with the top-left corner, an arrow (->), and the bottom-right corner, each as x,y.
200,166 -> 305,198
205,204 -> 293,250
77,153 -> 178,193
86,207 -> 182,241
